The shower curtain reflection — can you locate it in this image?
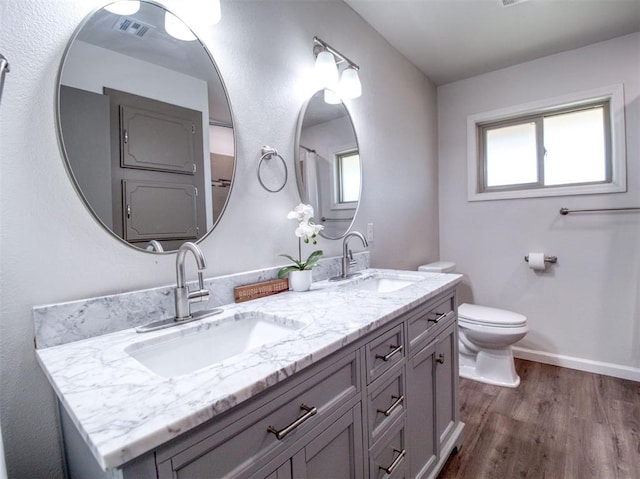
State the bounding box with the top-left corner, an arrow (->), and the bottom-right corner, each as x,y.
300,147 -> 321,218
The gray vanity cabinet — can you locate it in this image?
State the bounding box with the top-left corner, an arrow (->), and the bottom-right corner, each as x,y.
60,288 -> 462,479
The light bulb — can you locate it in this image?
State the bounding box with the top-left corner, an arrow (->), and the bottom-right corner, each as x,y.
338,67 -> 362,99
104,1 -> 140,16
197,0 -> 221,26
165,11 -> 196,41
324,89 -> 341,105
314,51 -> 339,89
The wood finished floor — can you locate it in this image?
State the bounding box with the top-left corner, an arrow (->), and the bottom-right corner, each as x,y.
437,359 -> 640,479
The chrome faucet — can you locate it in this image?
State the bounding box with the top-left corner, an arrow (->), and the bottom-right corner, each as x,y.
174,242 -> 210,320
136,242 -> 221,333
332,231 -> 368,280
145,240 -> 164,253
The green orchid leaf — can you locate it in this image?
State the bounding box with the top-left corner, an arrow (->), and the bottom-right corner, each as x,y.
278,254 -> 303,268
302,250 -> 323,269
277,265 -> 301,278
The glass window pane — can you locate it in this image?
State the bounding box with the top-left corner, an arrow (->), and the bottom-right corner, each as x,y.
485,122 -> 538,187
543,108 -> 606,186
339,153 -> 360,203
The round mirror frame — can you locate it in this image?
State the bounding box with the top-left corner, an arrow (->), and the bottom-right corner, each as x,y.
55,0 -> 236,253
294,89 -> 361,240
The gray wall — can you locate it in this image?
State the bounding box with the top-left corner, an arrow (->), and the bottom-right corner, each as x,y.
0,0 -> 438,476
438,33 -> 640,378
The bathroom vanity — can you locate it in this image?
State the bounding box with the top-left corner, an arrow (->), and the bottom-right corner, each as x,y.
36,269 -> 464,478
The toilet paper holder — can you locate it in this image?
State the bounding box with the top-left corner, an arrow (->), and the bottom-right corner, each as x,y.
524,255 -> 557,264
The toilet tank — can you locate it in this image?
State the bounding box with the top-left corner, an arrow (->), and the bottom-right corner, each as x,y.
418,261 -> 456,273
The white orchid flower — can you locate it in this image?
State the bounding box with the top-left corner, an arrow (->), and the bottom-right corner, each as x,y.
287,203 -> 314,222
278,204 -> 324,278
295,221 -> 315,240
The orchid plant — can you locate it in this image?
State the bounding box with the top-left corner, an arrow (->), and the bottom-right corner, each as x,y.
278,203 -> 324,278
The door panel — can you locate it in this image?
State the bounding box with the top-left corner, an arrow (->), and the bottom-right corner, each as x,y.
406,340 -> 437,479
292,405 -> 364,479
120,105 -> 196,174
123,180 -> 198,241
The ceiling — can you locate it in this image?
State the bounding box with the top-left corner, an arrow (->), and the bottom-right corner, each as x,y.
345,0 -> 640,85
75,2 -> 231,124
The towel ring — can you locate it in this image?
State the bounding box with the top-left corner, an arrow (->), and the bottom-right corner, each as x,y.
257,146 -> 288,193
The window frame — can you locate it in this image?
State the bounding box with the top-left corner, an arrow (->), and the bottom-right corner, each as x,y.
332,148 -> 360,209
467,85 -> 626,201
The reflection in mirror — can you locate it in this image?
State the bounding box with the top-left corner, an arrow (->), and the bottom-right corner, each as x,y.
57,1 -> 234,252
295,90 -> 360,239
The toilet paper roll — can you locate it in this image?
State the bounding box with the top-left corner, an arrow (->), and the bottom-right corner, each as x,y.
528,252 -> 546,271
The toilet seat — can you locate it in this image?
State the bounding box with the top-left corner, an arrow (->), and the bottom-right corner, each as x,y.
458,303 -> 527,328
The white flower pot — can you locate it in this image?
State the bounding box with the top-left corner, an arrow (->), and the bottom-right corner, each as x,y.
289,270 -> 313,292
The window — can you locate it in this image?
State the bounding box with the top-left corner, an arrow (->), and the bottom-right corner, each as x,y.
467,85 -> 626,201
335,150 -> 360,204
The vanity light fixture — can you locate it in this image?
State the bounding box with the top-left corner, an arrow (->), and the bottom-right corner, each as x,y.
313,36 -> 361,100
202,0 -> 222,26
104,1 -> 140,16
314,50 -> 339,89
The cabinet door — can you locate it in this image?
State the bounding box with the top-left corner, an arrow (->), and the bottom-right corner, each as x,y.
406,339 -> 437,479
123,179 -> 198,241
435,321 -> 459,450
291,404 -> 364,479
263,461 -> 293,479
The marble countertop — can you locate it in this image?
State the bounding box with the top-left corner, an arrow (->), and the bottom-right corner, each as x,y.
36,268 -> 462,471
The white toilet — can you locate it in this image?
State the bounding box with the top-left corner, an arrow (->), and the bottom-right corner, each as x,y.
418,262 -> 528,388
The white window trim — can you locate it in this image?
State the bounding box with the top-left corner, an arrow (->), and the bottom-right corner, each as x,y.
331,144 -> 359,211
466,84 -> 626,201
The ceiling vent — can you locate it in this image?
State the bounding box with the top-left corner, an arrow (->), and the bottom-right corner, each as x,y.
111,16 -> 154,38
501,0 -> 528,6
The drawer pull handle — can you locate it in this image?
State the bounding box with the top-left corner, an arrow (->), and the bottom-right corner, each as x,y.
377,395 -> 404,417
437,353 -> 445,364
267,404 -> 317,440
379,448 -> 406,474
428,312 -> 448,323
376,344 -> 403,362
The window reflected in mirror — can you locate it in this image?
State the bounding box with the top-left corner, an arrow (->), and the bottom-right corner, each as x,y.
336,150 -> 360,204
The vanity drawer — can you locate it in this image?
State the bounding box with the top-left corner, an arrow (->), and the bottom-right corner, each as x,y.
370,416 -> 407,479
367,364 -> 405,445
407,294 -> 455,352
365,324 -> 405,384
157,351 -> 360,479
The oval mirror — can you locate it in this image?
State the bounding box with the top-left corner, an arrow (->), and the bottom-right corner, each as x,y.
295,90 -> 360,240
57,1 -> 234,253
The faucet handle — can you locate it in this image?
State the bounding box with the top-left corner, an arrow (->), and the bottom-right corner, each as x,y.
348,249 -> 357,266
188,288 -> 210,303
188,271 -> 210,303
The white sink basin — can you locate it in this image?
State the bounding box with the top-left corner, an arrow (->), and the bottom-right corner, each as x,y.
126,312 -> 305,378
343,273 -> 423,293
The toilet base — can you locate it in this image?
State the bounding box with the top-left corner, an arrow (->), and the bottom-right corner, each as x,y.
459,347 -> 520,388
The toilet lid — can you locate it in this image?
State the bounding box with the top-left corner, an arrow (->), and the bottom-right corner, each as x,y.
458,303 -> 527,327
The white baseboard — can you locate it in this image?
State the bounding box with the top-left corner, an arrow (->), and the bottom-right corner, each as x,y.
512,346 -> 640,382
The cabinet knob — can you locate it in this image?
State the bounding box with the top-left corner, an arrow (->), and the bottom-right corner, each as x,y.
437,353 -> 445,364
